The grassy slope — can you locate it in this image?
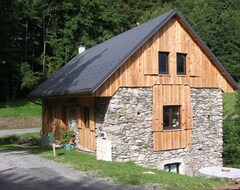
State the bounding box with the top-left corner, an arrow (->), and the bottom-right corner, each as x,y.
0,95 -> 237,189
0,141 -> 231,190
0,99 -> 41,118
223,93 -> 237,117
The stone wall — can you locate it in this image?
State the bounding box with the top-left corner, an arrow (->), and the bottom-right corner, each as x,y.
95,87 -> 223,176
67,99 -> 80,145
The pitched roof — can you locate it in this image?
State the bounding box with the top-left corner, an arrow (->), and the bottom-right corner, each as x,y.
29,9 -> 239,98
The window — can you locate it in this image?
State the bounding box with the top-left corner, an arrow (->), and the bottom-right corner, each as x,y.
159,52 -> 169,74
164,163 -> 180,173
83,107 -> 89,128
62,106 -> 67,125
163,106 -> 180,130
177,53 -> 186,75
47,106 -> 52,124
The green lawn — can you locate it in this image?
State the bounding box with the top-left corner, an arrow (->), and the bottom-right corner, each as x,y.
223,92 -> 237,117
0,99 -> 41,118
0,140 -> 231,190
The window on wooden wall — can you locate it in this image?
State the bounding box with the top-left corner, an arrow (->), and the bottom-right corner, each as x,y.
83,106 -> 89,128
177,53 -> 186,75
47,105 -> 52,124
61,106 -> 67,125
164,163 -> 180,173
158,52 -> 169,74
163,106 -> 180,130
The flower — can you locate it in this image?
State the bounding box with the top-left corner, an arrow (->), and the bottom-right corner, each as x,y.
61,130 -> 75,144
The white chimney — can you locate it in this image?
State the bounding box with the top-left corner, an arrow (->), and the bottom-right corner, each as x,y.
78,45 -> 86,54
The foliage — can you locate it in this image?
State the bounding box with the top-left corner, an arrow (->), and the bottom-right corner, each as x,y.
0,99 -> 41,118
61,130 -> 75,144
223,92 -> 240,168
0,132 -> 40,146
223,118 -> 240,168
20,63 -> 42,89
235,90 -> 240,115
223,92 -> 238,117
0,0 -> 239,101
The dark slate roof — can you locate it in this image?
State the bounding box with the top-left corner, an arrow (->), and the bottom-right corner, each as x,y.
29,9 -> 239,98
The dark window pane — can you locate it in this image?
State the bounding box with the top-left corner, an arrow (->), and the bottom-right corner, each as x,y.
163,106 -> 180,129
83,107 -> 89,128
159,52 -> 168,74
62,106 -> 66,125
163,106 -> 170,127
177,53 -> 186,75
164,163 -> 180,173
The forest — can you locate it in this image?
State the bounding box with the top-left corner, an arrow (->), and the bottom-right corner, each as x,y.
0,0 -> 240,101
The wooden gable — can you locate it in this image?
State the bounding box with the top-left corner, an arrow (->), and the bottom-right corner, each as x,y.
94,16 -> 235,97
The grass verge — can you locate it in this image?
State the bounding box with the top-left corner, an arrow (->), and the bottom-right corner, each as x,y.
0,136 -> 232,190
223,93 -> 237,117
0,99 -> 41,118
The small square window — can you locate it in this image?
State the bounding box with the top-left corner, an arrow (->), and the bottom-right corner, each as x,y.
159,52 -> 169,74
163,106 -> 180,130
164,163 -> 180,173
177,53 -> 186,75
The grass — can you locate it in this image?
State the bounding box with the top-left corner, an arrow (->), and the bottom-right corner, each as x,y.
0,99 -> 41,118
0,135 -> 232,190
223,92 -> 237,117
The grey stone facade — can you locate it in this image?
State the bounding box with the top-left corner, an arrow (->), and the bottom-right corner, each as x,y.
67,99 -> 80,145
94,87 -> 223,176
65,87 -> 223,176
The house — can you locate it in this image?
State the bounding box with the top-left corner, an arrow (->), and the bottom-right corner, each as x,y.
29,9 -> 239,175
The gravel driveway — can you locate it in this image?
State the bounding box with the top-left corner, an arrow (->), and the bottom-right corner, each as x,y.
0,150 -> 155,190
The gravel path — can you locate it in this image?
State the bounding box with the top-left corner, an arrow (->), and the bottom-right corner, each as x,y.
0,150 -> 157,190
0,128 -> 40,137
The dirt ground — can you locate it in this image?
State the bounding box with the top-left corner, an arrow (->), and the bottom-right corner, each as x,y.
0,117 -> 41,130
214,184 -> 240,190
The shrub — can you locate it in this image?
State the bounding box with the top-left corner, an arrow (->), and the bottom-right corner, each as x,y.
223,118 -> 240,168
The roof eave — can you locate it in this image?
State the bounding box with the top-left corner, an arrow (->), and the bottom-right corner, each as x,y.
92,9 -> 178,94
28,89 -> 93,99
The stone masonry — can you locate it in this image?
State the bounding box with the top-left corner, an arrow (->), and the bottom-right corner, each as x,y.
94,87 -> 223,176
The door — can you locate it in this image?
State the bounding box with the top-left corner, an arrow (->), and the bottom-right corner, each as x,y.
77,97 -> 96,150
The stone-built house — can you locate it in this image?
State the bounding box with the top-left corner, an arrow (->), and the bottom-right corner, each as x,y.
29,9 -> 239,175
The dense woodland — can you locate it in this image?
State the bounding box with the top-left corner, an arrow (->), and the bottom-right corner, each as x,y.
0,0 -> 240,101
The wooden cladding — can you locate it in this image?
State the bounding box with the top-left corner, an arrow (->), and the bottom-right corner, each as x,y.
77,97 -> 96,150
152,85 -> 192,151
144,50 -> 158,75
42,101 -> 68,140
94,17 -> 235,97
153,129 -> 191,151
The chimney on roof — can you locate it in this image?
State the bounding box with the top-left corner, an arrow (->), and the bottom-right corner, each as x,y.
78,45 -> 86,54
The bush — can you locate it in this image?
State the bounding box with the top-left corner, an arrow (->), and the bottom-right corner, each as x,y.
223,118 -> 240,167
2,135 -> 19,144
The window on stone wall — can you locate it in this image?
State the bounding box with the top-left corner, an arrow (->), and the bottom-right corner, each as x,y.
163,106 -> 180,130
159,52 -> 169,74
83,106 -> 89,128
164,163 -> 180,173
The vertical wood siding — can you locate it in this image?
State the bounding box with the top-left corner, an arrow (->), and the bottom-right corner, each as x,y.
152,85 -> 192,151
94,17 -> 234,97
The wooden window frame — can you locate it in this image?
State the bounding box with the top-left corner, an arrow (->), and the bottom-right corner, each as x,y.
177,53 -> 187,75
163,105 -> 180,130
158,52 -> 169,74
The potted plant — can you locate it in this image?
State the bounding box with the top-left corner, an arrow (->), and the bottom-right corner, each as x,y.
61,130 -> 75,145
